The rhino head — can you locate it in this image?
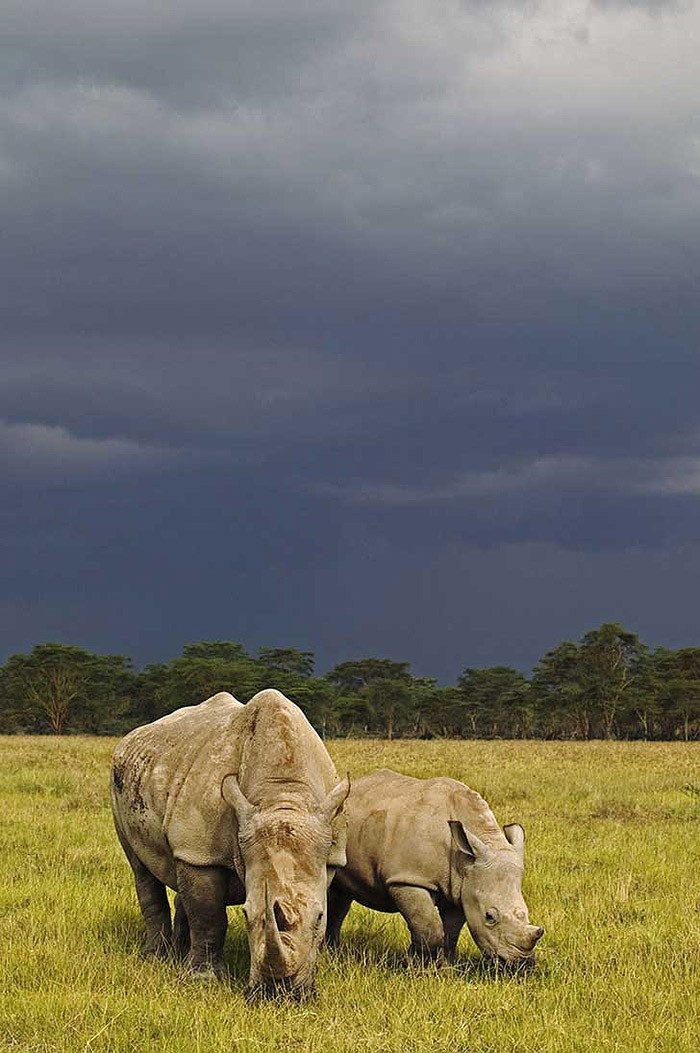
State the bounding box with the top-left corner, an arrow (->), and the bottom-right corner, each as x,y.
448,820 -> 544,965
222,775 -> 349,998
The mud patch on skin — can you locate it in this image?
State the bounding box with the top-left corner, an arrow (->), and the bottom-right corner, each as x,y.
113,751 -> 151,814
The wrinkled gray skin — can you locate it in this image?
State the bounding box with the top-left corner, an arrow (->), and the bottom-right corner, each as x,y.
327,769 -> 543,965
111,689 -> 348,998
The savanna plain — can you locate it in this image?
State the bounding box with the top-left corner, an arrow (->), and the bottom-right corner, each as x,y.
1,737 -> 698,1053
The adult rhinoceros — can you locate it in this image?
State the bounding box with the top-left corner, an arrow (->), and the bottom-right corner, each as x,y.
327,769 -> 543,965
110,689 -> 349,997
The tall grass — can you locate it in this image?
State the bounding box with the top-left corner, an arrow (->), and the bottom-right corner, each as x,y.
1,736 -> 698,1052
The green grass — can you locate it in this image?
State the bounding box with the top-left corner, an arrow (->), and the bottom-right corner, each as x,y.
1,736 -> 698,1052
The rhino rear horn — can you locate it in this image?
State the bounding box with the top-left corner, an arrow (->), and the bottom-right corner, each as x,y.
448,820 -> 492,864
221,774 -> 254,825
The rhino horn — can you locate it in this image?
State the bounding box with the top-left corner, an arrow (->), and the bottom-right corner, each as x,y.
321,776 -> 350,822
448,820 -> 492,863
221,774 -> 254,825
264,881 -> 292,977
524,924 -> 545,951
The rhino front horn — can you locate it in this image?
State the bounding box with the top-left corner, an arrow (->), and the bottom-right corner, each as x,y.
264,882 -> 292,978
527,925 -> 545,950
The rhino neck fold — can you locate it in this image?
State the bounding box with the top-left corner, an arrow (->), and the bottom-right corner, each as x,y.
446,847 -> 462,907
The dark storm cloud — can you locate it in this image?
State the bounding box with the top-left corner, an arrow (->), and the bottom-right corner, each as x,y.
0,344 -> 378,453
1,2 -> 376,105
2,1 -> 700,674
3,0 -> 698,346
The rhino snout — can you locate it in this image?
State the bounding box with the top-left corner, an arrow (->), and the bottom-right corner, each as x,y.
498,922 -> 544,963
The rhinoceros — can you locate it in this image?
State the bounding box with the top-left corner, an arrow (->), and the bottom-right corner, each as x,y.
110,689 -> 349,997
327,769 -> 543,965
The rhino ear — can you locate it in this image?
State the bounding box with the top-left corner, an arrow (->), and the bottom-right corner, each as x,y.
322,776 -> 351,823
448,820 -> 491,864
221,774 -> 254,824
503,823 -> 525,859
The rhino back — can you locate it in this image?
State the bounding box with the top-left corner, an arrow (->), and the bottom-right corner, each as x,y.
343,769 -> 506,896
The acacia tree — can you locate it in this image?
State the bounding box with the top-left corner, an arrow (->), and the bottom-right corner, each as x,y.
0,643 -> 135,734
404,677 -> 457,738
143,640 -> 267,716
285,677 -> 337,736
257,648 -> 314,679
25,663 -> 83,735
649,646 -> 700,741
627,648 -> 666,740
324,658 -> 412,694
530,642 -> 587,738
578,624 -> 642,739
323,658 -> 413,737
457,666 -> 530,738
365,678 -> 413,739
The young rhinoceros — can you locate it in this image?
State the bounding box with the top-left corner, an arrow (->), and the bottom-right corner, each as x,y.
327,769 -> 543,965
111,689 -> 349,998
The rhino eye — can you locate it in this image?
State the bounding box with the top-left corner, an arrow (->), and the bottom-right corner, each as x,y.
484,910 -> 499,927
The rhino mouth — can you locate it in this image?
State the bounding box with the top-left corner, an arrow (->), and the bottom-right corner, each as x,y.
470,951 -> 536,978
496,953 -> 537,971
490,924 -> 544,967
487,940 -> 541,970
246,977 -> 316,1003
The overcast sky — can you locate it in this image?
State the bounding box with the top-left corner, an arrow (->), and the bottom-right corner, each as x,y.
2,0 -> 700,681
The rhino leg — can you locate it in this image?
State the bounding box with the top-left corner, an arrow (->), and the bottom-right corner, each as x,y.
389,885 -> 445,964
127,851 -> 173,958
175,861 -> 228,976
173,895 -> 191,959
439,905 -> 465,963
326,883 -> 353,949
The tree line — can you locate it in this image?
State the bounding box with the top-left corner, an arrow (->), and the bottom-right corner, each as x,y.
1,623 -> 699,740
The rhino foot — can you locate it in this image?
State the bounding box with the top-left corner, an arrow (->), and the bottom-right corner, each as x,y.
142,934 -> 172,960
186,955 -> 226,980
188,968 -> 220,982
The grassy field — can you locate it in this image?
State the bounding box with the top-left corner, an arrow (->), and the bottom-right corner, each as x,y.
1,736 -> 698,1053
